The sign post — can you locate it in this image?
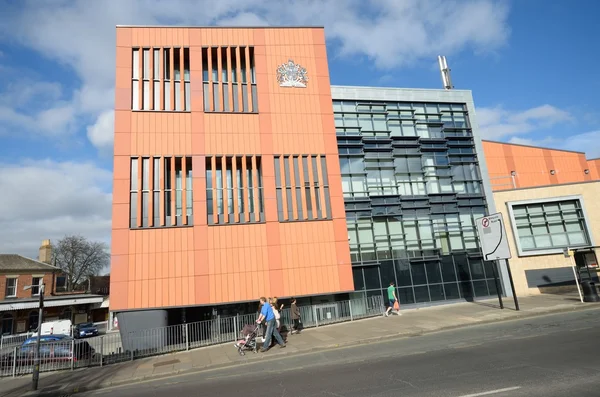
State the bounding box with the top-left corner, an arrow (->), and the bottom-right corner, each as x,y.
476,213 -> 520,311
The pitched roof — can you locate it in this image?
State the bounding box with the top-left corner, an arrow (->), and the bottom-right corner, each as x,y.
0,254 -> 59,273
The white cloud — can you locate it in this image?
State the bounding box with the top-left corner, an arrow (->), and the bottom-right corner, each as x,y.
0,0 -> 511,151
476,104 -> 572,140
0,159 -> 112,258
87,110 -> 115,152
0,79 -> 77,137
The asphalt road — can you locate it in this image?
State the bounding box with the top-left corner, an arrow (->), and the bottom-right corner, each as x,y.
81,308 -> 600,397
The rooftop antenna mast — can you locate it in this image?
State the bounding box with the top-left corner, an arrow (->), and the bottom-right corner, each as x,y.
438,55 -> 454,90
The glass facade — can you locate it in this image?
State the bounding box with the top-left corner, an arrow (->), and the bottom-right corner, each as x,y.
334,99 -> 499,304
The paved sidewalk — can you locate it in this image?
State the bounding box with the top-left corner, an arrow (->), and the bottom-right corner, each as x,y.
2,293 -> 594,397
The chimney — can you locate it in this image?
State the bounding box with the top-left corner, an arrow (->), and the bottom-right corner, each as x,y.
39,239 -> 52,264
438,55 -> 454,90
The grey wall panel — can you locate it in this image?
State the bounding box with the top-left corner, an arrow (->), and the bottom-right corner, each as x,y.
525,267 -> 598,288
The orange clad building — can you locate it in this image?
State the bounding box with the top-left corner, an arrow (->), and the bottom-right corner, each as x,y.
110,26 -> 353,326
482,140 -> 597,191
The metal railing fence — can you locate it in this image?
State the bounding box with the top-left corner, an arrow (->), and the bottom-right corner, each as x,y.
0,295 -> 383,377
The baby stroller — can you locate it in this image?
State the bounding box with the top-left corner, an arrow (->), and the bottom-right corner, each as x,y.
234,324 -> 260,356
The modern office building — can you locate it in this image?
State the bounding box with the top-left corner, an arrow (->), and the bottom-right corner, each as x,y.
110,26 -> 508,327
482,141 -> 599,296
331,87 -> 506,305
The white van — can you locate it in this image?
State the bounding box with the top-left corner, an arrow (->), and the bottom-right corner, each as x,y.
31,320 -> 73,337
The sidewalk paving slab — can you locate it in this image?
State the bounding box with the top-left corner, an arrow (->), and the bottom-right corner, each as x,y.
2,292 -> 597,397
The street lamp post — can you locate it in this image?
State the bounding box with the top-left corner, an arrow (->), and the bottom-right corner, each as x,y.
23,283 -> 44,391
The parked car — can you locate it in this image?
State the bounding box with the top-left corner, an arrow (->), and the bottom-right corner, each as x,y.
74,323 -> 99,339
0,334 -> 95,370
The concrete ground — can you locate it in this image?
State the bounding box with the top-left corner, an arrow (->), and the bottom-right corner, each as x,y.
80,308 -> 600,397
1,293 -> 595,397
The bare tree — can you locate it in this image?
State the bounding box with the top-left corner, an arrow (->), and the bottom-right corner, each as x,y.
52,235 -> 110,292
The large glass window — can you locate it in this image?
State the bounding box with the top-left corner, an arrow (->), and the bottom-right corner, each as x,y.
334,98 -> 490,305
511,199 -> 590,252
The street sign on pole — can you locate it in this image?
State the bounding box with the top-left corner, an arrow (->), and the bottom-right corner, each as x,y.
476,212 -> 520,311
476,213 -> 512,261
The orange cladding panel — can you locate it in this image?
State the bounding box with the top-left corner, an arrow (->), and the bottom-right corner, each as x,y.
111,27 -> 352,311
482,140 -> 593,191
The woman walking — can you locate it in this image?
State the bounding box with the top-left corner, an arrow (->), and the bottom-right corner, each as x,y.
290,297 -> 301,334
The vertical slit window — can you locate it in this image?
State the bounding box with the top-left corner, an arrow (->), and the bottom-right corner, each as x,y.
212,48 -> 220,111
302,156 -> 313,219
186,157 -> 193,218
320,156 -> 332,219
132,49 -> 140,110
164,158 -> 172,224
153,48 -> 160,109
246,157 -> 255,215
202,47 -> 209,112
216,157 -> 223,215
312,155 -> 322,218
221,48 -> 229,82
130,158 -> 138,228
249,47 -> 256,83
175,157 -> 183,220
142,158 -> 150,227
293,156 -> 303,219
184,48 -> 190,111
206,158 -> 213,218
236,157 -> 244,214
226,157 -> 234,215
153,158 -> 160,226
275,156 -> 284,221
284,156 -> 293,220
174,48 -> 182,111
163,48 -> 171,111
142,49 -> 150,110
231,47 -> 239,112
257,157 -> 264,214
240,47 -> 247,83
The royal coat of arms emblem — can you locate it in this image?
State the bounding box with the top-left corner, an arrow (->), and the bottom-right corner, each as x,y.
276,59 -> 309,88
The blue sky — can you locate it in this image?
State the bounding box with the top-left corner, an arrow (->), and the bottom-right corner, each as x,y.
0,0 -> 598,258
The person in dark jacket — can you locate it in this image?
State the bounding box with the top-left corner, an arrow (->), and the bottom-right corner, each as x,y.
290,297 -> 302,334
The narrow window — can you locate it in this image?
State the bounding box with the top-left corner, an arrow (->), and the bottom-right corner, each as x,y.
31,277 -> 42,296
163,48 -> 171,111
153,49 -> 160,79
302,156 -> 312,219
211,47 -> 218,81
5,278 -> 17,298
164,158 -> 172,224
257,157 -> 264,215
246,157 -> 255,215
153,158 -> 160,226
226,157 -> 234,215
142,49 -> 150,110
249,47 -> 256,84
186,157 -> 193,218
293,156 -> 303,219
130,158 -> 138,228
221,47 -> 228,83
320,156 -> 332,219
184,48 -> 190,111
206,157 -> 214,218
142,157 -> 150,227
215,157 -> 223,216
173,157 -> 183,225
311,155 -> 322,218
132,49 -> 140,110
173,48 -> 181,81
236,157 -> 244,215
274,156 -> 284,221
240,47 -> 247,83
284,156 -> 293,220
202,47 -> 210,112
